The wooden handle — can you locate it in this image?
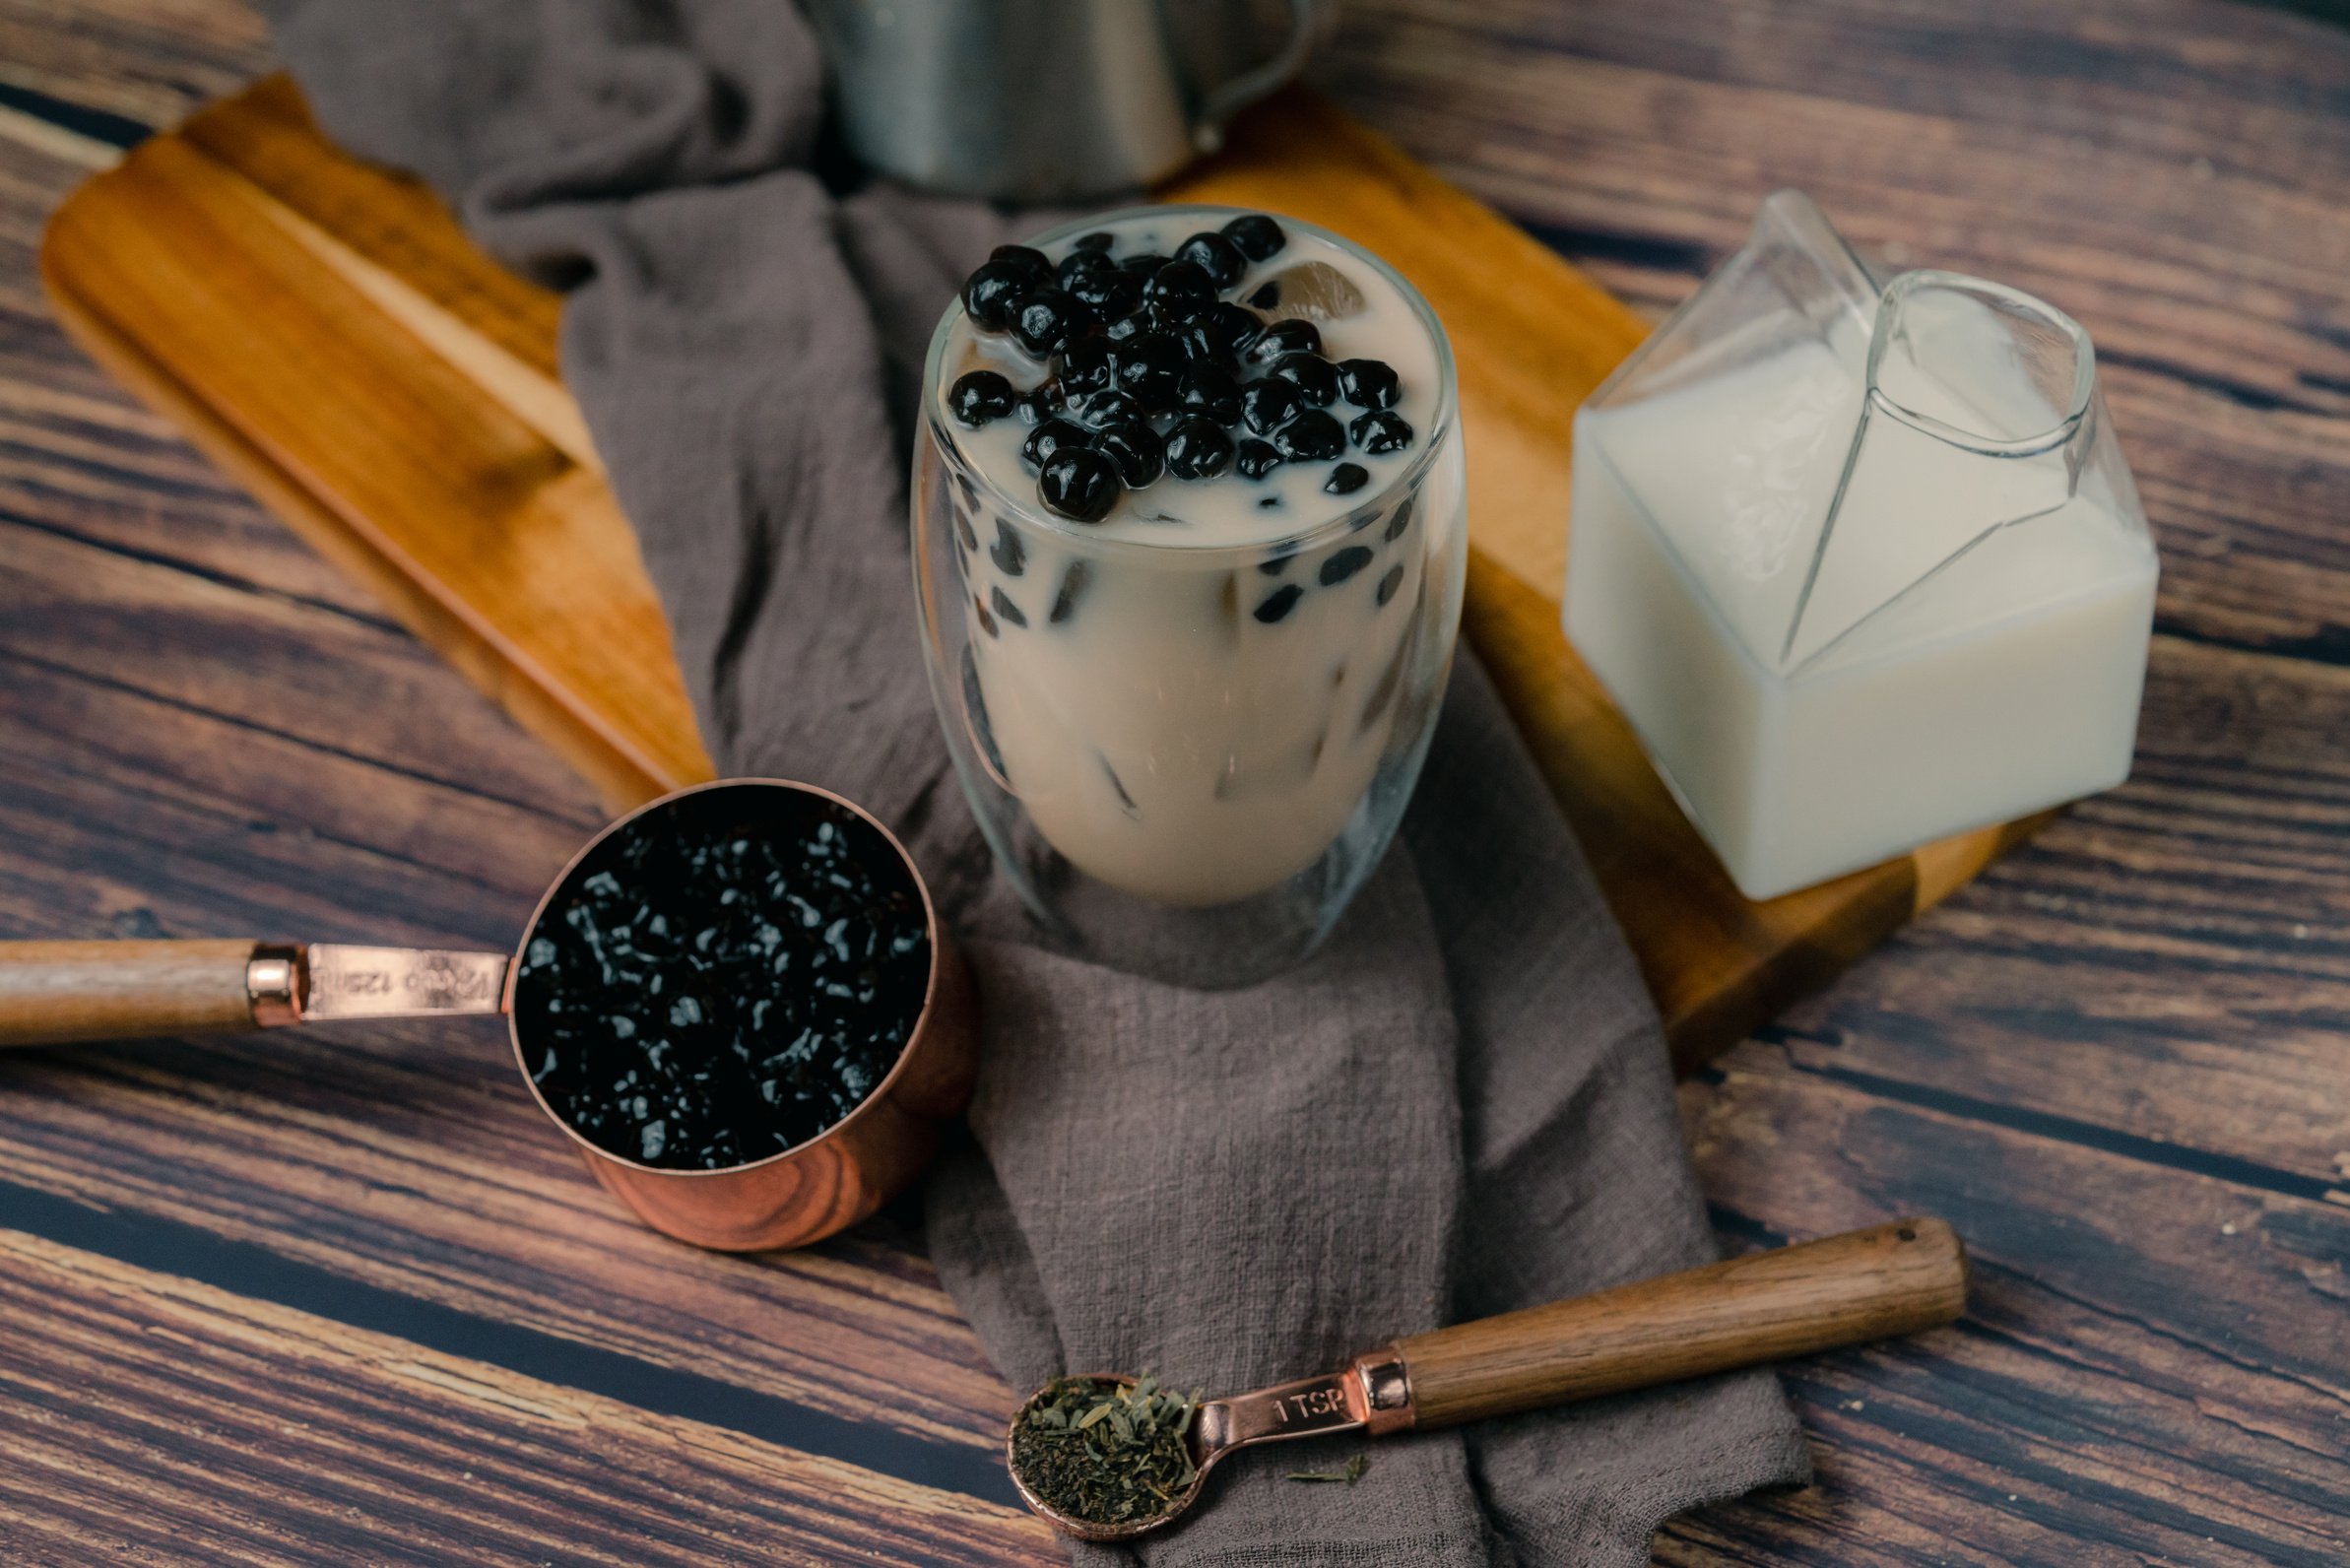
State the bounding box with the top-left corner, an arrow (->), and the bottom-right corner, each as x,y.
1393,1219 -> 1967,1428
0,941 -> 265,1047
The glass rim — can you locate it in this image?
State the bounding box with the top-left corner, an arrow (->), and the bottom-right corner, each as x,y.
1864,269 -> 2096,459
920,203 -> 1460,564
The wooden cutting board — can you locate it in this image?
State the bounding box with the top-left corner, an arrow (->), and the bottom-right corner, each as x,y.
39,75 -> 2048,1073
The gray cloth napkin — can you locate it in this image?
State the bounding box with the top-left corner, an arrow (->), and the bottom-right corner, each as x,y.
268,3 -> 1807,1561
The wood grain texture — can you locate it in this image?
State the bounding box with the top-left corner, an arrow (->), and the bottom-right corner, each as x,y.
38,72 -> 2040,1076
0,938 -> 258,1045
1396,1219 -> 1966,1427
2,0 -> 2348,1564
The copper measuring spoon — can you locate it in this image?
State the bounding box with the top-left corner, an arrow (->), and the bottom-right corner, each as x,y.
1010,1218 -> 1967,1540
0,779 -> 977,1253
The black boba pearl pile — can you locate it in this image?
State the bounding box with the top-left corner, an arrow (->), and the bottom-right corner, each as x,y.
947,212 -> 1415,521
513,790 -> 931,1173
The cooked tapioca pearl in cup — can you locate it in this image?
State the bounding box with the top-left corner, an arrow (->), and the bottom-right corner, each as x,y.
926,209 -> 1462,912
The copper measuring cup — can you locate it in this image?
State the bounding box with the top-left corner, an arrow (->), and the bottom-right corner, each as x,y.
1011,1218 -> 1968,1539
0,779 -> 977,1252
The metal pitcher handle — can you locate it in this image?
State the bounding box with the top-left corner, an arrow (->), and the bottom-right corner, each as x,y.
1196,0 -> 1338,152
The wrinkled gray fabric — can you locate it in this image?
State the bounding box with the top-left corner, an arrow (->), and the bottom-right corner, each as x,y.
268,3 -> 1807,1561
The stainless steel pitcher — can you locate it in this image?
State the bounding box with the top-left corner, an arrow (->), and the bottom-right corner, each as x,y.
801,0 -> 1336,202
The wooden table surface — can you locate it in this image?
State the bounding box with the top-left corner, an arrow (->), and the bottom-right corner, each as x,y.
2,1 -> 2346,1563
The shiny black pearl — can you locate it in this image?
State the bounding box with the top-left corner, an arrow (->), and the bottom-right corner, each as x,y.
1066,264 -> 1142,320
1016,380 -> 1067,425
1072,388 -> 1144,428
1120,251 -> 1170,276
1163,416 -> 1236,481
1072,230 -> 1116,252
1057,248 -> 1116,289
1269,352 -> 1339,408
1221,214 -> 1288,262
1112,333 -> 1188,413
1350,410 -> 1416,455
1174,230 -> 1247,289
1022,418 -> 1092,470
990,244 -> 1054,284
1376,563 -> 1405,607
1320,544 -> 1375,586
1178,301 -> 1265,368
1012,289 -> 1091,358
1103,312 -> 1147,343
1176,364 -> 1243,425
1094,419 -> 1166,488
960,261 -> 1032,332
1239,376 -> 1302,435
1338,358 -> 1402,410
1324,462 -> 1370,495
1037,448 -> 1122,522
1235,438 -> 1283,480
1143,259 -> 1216,323
1245,318 -> 1322,365
1272,409 -> 1345,462
1254,583 -> 1304,622
947,370 -> 1017,427
1058,340 -> 1116,396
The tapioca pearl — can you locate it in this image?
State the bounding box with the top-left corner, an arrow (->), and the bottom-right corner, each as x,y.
1049,560 -> 1091,624
1254,583 -> 1304,623
1022,418 -> 1091,470
1350,410 -> 1415,454
952,470 -> 979,509
1037,448 -> 1122,522
1325,462 -> 1371,496
1059,341 -> 1115,396
974,592 -> 1000,638
1177,364 -> 1242,425
1320,546 -> 1375,586
1269,353 -> 1339,409
1259,554 -> 1293,577
1240,377 -> 1300,434
1338,358 -> 1402,411
960,261 -> 1033,331
1072,388 -> 1144,429
955,513 -> 979,553
1164,417 -> 1235,481
1144,259 -> 1215,323
1112,334 -> 1187,412
1376,563 -> 1405,607
1057,248 -> 1116,290
1095,419 -> 1165,488
1178,302 -> 1264,369
1072,230 -> 1115,253
1235,438 -> 1283,480
990,586 -> 1028,629
991,519 -> 1025,577
990,244 -> 1053,284
1016,380 -> 1067,425
1272,411 -> 1345,463
1012,289 -> 1090,358
1221,214 -> 1288,262
1069,264 -> 1142,321
1174,230 -> 1248,290
1246,318 -> 1321,366
1384,494 -> 1416,542
1247,281 -> 1280,310
1120,252 -> 1169,276
960,647 -> 1008,779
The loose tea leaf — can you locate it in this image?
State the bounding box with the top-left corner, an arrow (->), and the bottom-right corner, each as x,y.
1285,1454 -> 1370,1485
1011,1375 -> 1203,1528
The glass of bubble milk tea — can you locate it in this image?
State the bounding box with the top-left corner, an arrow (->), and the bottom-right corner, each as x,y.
1566,190 -> 2158,902
912,207 -> 1466,984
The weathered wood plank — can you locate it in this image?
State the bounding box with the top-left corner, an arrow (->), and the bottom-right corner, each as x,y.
1663,1066 -> 2350,1566
0,1227 -> 1054,1565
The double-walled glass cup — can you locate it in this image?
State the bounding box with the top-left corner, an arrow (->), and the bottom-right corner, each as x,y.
911,208 -> 1467,985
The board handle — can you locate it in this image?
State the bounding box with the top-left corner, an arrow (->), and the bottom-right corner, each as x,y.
1389,1219 -> 1967,1428
0,940 -> 286,1047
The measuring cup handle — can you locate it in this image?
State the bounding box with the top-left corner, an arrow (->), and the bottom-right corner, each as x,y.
0,939 -> 290,1047
1388,1219 -> 1967,1428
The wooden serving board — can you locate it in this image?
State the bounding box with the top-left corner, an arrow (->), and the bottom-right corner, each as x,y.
39,75 -> 2048,1073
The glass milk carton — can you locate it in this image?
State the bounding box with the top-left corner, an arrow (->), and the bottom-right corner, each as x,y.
1565,191 -> 2158,900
